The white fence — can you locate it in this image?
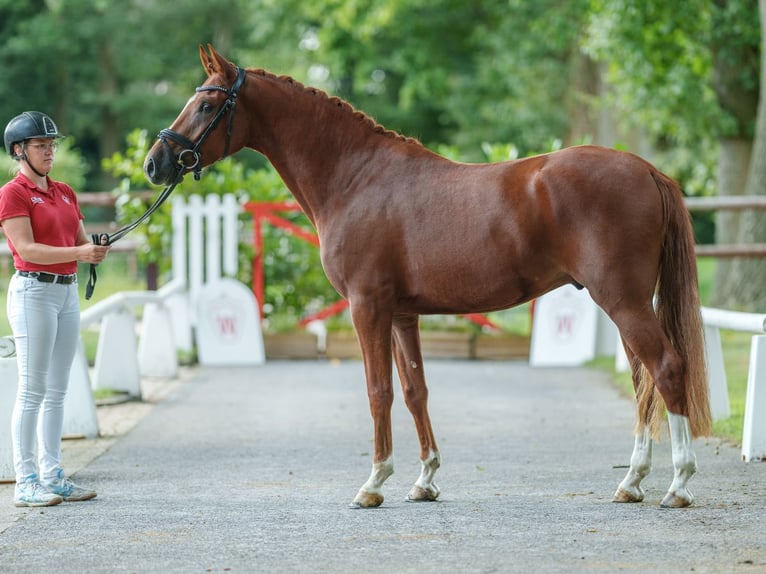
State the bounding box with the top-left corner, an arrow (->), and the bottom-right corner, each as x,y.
171,193 -> 240,315
701,307 -> 766,462
170,194 -> 264,365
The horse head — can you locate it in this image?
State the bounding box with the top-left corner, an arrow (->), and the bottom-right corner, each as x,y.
144,44 -> 248,186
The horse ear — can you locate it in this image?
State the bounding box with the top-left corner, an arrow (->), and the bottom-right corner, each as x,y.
199,44 -> 215,77
200,44 -> 235,81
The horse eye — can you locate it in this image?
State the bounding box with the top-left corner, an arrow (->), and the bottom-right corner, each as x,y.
199,102 -> 213,114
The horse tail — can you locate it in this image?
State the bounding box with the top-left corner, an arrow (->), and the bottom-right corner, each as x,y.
636,169 -> 712,439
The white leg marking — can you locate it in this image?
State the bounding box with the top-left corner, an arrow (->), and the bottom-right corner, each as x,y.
360,456 -> 394,495
662,413 -> 697,508
407,449 -> 441,502
614,426 -> 652,503
351,456 -> 395,507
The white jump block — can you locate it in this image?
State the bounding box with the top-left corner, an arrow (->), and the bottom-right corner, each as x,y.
742,335 -> 766,462
530,285 -> 599,367
0,357 -> 18,481
195,278 -> 265,367
167,291 -> 193,353
92,307 -> 141,397
63,338 -> 100,439
139,302 -> 178,378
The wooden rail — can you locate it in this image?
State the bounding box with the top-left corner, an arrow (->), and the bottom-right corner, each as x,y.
685,196 -> 766,258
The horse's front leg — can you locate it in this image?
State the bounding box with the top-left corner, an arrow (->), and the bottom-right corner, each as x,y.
349,302 -> 395,508
392,313 -> 440,502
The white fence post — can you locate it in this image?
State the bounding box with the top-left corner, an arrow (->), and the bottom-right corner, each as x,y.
205,194 -> 222,283
188,194 -> 205,311
700,307 -> 766,462
742,335 -> 766,461
704,325 -> 731,420
222,194 -> 239,277
171,194 -> 188,285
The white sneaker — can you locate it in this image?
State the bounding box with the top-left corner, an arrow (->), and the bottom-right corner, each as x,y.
42,469 -> 97,502
14,474 -> 63,507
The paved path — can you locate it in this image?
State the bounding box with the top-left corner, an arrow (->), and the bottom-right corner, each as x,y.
0,360 -> 764,573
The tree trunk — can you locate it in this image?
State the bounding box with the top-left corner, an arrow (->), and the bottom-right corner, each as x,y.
711,138 -> 752,306
725,0 -> 766,310
97,37 -> 119,190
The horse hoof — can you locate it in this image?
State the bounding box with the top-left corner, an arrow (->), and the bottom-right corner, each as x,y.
613,487 -> 644,503
350,490 -> 384,508
407,484 -> 440,502
660,491 -> 693,508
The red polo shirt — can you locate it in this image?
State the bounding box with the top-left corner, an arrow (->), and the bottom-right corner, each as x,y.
0,172 -> 84,275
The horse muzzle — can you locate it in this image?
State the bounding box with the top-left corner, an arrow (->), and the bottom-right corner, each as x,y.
144,145 -> 192,186
143,153 -> 165,185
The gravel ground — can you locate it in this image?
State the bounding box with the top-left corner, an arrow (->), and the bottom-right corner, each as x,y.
0,360 -> 763,574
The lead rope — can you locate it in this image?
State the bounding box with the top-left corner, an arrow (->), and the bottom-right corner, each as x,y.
85,168 -> 183,300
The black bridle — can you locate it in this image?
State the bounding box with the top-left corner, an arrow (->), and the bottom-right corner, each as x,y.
157,66 -> 247,183
85,66 -> 247,300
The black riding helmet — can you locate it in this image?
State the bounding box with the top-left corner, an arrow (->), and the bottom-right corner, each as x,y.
3,111 -> 64,159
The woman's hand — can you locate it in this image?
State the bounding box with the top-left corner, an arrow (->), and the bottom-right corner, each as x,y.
77,243 -> 110,264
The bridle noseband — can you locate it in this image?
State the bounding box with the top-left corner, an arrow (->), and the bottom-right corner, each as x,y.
158,66 -> 247,182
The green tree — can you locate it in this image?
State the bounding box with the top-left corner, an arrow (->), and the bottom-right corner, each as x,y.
585,0 -> 762,308
726,0 -> 766,309
267,0 -> 591,157
0,0 -> 264,189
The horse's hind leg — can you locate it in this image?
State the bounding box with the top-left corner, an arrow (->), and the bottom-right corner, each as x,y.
615,416 -> 696,507
392,313 -> 440,502
662,412 -> 697,508
614,344 -> 654,503
612,309 -> 697,507
614,425 -> 653,503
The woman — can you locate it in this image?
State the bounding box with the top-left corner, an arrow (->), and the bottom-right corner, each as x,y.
1,111 -> 109,507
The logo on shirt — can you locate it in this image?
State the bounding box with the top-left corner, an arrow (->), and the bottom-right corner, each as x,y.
31,196 -> 44,204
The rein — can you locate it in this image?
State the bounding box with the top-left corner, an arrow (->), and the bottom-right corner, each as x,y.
84,66 -> 247,300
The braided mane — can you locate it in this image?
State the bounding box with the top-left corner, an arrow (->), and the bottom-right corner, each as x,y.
247,68 -> 420,146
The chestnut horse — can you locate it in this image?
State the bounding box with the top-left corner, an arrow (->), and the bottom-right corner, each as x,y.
145,45 -> 711,509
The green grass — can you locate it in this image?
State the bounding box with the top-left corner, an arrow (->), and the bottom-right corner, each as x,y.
711,330 -> 752,442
